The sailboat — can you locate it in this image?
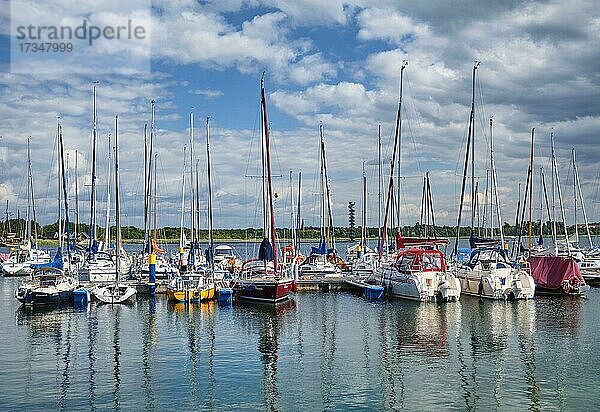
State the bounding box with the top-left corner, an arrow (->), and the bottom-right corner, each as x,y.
3,137 -> 51,277
453,64 -> 535,300
167,113 -> 215,302
298,123 -> 343,278
136,101 -> 180,280
370,171 -> 461,302
232,74 -> 294,303
92,116 -> 137,304
523,130 -> 589,295
15,123 -> 78,304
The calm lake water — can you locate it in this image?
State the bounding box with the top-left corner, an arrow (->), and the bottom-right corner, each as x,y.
1,273 -> 599,411
2,241 -> 600,411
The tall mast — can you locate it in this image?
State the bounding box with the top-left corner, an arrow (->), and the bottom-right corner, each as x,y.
146,100 -> 156,253
470,62 -> 480,231
104,133 -> 112,250
179,146 -> 187,251
195,159 -> 200,243
25,136 -> 32,245
189,111 -> 195,246
319,123 -> 326,240
377,123 -> 382,250
527,128 -> 534,253
58,123 -> 72,265
322,128 -> 335,251
454,62 -> 479,255
28,138 -> 39,249
572,148 -> 579,245
57,120 -> 63,250
551,131 -> 571,254
296,171 -> 302,254
153,152 -> 158,250
114,115 -> 121,281
261,73 -> 278,271
261,97 -> 268,238
380,63 -> 405,257
490,118 -> 504,246
89,82 -> 99,257
396,60 -> 408,232
361,160 -> 367,247
289,170 -> 295,253
74,149 -> 79,244
206,117 -> 215,272
143,124 -> 148,252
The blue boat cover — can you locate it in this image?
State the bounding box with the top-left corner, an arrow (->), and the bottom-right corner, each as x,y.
311,237 -> 333,255
32,248 -> 63,270
258,237 -> 274,261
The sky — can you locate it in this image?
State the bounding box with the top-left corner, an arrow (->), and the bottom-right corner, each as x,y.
0,0 -> 599,233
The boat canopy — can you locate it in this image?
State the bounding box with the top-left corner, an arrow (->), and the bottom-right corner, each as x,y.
394,248 -> 447,272
528,256 -> 586,289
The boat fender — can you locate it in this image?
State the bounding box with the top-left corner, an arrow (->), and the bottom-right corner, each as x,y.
562,282 -> 571,295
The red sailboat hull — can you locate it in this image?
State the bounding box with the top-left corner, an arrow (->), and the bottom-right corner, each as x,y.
233,278 -> 293,303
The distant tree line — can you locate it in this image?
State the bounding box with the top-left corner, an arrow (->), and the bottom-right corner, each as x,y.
2,218 -> 600,242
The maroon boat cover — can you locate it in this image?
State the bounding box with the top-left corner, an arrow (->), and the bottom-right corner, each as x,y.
528,256 -> 586,289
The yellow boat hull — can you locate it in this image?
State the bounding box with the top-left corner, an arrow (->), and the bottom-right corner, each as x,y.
167,286 -> 215,302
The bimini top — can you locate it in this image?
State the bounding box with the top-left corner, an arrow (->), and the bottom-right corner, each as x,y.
393,248 -> 447,273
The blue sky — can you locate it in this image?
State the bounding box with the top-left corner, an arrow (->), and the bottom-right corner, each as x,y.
0,0 -> 599,233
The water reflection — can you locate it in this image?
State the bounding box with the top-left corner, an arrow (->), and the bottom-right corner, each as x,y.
112,305 -> 122,411
251,300 -> 296,411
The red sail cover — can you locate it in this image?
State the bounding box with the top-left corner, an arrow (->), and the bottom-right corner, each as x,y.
528,256 -> 586,289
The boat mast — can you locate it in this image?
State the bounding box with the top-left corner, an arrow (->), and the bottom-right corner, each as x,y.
380,62 -> 407,257
527,128 -> 534,253
289,170 -> 296,253
377,123 -> 382,251
322,128 -> 335,252
573,148 -> 593,247
296,171 -> 302,255
143,124 -> 148,252
189,111 -> 195,248
490,118 -> 504,246
261,73 -> 278,272
74,149 -> 79,244
396,60 -> 407,233
206,117 -> 215,272
146,100 -> 156,253
572,148 -> 579,245
28,138 -> 39,249
104,133 -> 112,250
89,82 -> 98,258
58,123 -> 72,265
195,159 -> 201,244
56,120 -> 63,251
551,131 -> 571,254
319,123 -> 326,242
453,62 -> 478,256
153,152 -> 158,251
114,115 -> 121,281
179,146 -> 187,252
470,62 -> 480,231
361,160 -> 367,248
